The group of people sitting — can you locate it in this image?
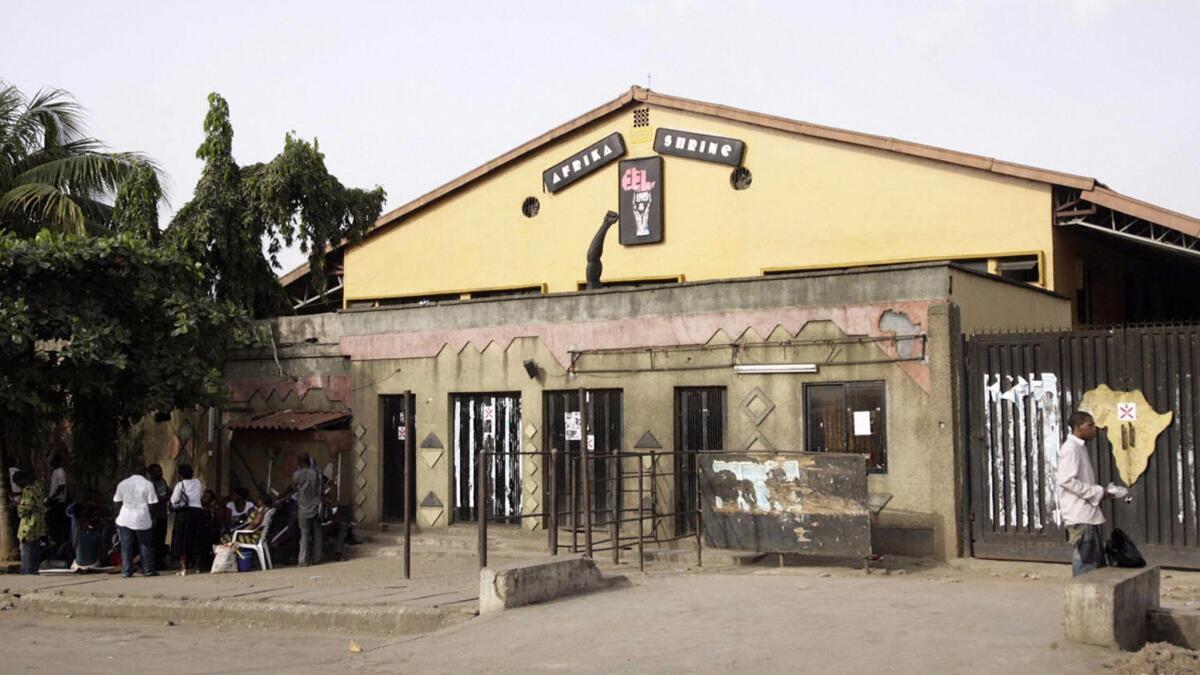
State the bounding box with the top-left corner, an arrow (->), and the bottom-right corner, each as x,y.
10,455 -> 358,576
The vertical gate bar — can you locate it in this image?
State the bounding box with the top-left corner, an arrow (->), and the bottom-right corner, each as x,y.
1142,331 -> 1158,544
998,345 -> 1013,531
1191,334 -> 1200,547
404,390 -> 414,580
637,455 -> 645,572
650,450 -> 658,542
1155,331 -> 1171,545
1170,332 -> 1185,547
478,449 -> 488,570
549,447 -> 558,555
1030,342 -> 1043,532
579,388 -> 594,559
696,505 -> 703,568
1015,344 -> 1028,532
571,452 -> 578,554
612,455 -> 620,565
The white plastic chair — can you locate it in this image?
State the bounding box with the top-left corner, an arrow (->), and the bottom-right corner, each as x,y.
232,507 -> 276,571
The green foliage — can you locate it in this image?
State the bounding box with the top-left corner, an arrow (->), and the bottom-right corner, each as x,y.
0,82 -> 163,236
0,230 -> 256,473
169,93 -> 385,318
111,162 -> 161,241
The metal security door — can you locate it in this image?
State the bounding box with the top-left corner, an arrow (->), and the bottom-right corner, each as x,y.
675,387 -> 725,534
544,390 -> 623,526
966,325 -> 1200,568
452,394 -> 522,523
381,393 -> 414,521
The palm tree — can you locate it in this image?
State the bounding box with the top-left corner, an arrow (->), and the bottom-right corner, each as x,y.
0,81 -> 162,236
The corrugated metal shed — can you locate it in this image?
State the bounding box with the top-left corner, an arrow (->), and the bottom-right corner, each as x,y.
226,409 -> 350,431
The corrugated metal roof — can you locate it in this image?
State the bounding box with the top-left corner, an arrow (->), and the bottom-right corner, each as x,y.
226,409 -> 350,432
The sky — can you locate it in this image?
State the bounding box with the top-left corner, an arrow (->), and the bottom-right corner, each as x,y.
3,0 -> 1197,273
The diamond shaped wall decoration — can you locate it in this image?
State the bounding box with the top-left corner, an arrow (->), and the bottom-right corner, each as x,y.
420,507 -> 443,527
421,448 -> 443,469
525,478 -> 540,495
525,424 -> 538,439
355,456 -> 367,473
742,431 -> 776,452
740,387 -> 776,426
354,424 -> 367,439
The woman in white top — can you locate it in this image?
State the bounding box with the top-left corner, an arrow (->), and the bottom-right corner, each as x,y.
169,465 -> 205,575
225,487 -> 256,530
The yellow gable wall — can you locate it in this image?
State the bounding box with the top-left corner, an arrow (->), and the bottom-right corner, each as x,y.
344,106 -> 1054,302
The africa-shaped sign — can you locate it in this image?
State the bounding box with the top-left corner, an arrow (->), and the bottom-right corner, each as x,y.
1078,384 -> 1173,487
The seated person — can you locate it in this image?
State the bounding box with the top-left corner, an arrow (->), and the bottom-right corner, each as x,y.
223,495 -> 276,545
225,488 -> 256,530
70,508 -> 105,571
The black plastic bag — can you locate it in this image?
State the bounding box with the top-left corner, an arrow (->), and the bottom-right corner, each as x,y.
1105,528 -> 1147,568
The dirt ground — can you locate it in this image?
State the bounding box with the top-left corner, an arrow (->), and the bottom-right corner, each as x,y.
0,561 -> 1126,674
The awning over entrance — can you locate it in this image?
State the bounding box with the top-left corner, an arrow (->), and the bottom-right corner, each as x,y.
226,409 -> 350,431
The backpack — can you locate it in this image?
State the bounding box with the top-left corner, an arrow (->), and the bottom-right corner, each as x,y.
1105,528 -> 1147,568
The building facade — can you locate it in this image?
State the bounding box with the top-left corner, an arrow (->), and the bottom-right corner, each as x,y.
239,87 -> 1200,560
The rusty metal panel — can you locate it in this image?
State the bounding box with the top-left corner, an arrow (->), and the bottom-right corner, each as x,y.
698,452 -> 869,558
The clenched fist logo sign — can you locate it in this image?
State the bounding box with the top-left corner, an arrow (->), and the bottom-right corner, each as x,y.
618,157 -> 663,245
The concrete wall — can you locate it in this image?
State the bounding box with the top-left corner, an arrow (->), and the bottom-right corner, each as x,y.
344,104 -> 1055,302
948,267 -> 1072,334
223,263 -> 1072,560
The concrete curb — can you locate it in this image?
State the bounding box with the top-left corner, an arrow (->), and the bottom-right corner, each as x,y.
13,592 -> 475,635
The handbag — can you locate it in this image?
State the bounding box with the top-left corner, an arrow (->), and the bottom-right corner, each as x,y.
169,485 -> 191,513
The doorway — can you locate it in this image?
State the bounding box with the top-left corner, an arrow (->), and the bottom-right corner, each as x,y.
543,389 -> 624,526
675,387 -> 726,534
380,393 -> 414,521
451,393 -> 523,523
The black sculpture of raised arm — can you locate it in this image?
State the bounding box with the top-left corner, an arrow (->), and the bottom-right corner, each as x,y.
585,210 -> 620,290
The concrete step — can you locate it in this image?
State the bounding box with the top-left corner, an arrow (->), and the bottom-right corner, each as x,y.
363,527 -> 550,553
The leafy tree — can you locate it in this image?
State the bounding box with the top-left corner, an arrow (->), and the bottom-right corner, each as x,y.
0,82 -> 161,236
0,229 -> 256,558
169,93 -> 385,318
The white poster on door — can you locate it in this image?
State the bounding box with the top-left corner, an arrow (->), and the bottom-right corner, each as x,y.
853,410 -> 873,436
565,412 -> 582,441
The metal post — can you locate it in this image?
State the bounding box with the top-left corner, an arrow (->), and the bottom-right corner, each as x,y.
478,449 -> 488,570
611,453 -> 620,565
548,447 -> 559,555
578,388 -> 593,559
403,391 -> 414,579
696,507 -> 703,568
649,450 -> 658,543
637,456 -> 645,573
570,453 -> 578,554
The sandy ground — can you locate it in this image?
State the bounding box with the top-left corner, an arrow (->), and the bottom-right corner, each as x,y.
1,563 -> 1122,674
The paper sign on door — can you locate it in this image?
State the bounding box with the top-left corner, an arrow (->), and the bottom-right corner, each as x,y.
853,411 -> 873,436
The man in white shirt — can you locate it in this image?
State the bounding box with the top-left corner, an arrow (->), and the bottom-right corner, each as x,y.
1057,411 -> 1111,577
113,466 -> 159,578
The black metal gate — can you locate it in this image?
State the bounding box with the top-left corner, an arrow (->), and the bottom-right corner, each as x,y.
675,387 -> 725,534
966,324 -> 1200,567
452,393 -> 522,523
543,389 -> 623,525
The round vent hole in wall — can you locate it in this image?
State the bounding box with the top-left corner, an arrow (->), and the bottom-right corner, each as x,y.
522,196 -> 540,218
731,166 -> 752,190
